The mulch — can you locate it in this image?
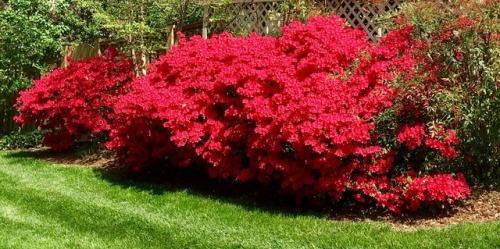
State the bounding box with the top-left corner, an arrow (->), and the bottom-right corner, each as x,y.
328,188 -> 499,231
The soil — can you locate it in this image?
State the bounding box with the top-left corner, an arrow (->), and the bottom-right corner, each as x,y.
27,148 -> 500,231
28,147 -> 115,167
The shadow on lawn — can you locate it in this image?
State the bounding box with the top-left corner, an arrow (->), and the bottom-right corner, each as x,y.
92,161 -> 327,218
3,150 -> 43,158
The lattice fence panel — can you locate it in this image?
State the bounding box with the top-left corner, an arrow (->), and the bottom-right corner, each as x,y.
205,0 -> 400,41
317,0 -> 401,41
207,0 -> 283,36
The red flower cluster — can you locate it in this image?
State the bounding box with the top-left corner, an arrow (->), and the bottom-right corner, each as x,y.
15,48 -> 134,150
456,16 -> 476,30
353,173 -> 470,213
424,124 -> 459,158
402,173 -> 470,212
397,123 -> 425,149
396,122 -> 458,158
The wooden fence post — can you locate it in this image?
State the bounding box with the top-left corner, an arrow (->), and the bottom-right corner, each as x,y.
96,38 -> 102,56
166,25 -> 176,49
202,6 -> 209,39
62,43 -> 72,68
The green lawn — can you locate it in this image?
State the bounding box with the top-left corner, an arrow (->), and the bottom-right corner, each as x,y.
0,151 -> 498,249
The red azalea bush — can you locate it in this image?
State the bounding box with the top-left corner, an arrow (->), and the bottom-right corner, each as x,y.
15,48 -> 134,150
107,16 -> 470,213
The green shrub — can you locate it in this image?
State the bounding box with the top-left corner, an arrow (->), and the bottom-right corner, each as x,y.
0,130 -> 44,150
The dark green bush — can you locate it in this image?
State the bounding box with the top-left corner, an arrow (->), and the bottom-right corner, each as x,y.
0,130 -> 44,150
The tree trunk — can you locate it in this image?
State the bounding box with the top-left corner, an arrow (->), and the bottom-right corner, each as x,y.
139,3 -> 147,76
178,0 -> 190,32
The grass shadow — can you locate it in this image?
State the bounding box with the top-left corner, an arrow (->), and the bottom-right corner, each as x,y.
2,150 -> 42,158
92,162 -> 327,218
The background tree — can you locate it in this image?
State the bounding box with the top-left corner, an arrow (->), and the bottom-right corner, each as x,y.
0,0 -> 103,134
88,0 -> 203,75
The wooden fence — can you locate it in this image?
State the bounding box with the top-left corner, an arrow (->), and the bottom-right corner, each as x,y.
205,0 -> 283,36
318,0 -> 401,41
0,93 -> 36,135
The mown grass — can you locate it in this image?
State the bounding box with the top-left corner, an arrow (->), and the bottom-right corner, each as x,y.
0,151 -> 498,249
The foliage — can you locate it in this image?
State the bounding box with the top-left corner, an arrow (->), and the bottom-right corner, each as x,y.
279,0 -> 322,23
382,0 -> 500,188
176,0 -> 205,26
74,140 -> 105,157
0,130 -> 44,150
85,0 -> 204,75
0,0 -> 63,95
55,0 -> 106,43
106,16 -> 470,213
90,0 -> 172,48
15,49 -> 134,151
